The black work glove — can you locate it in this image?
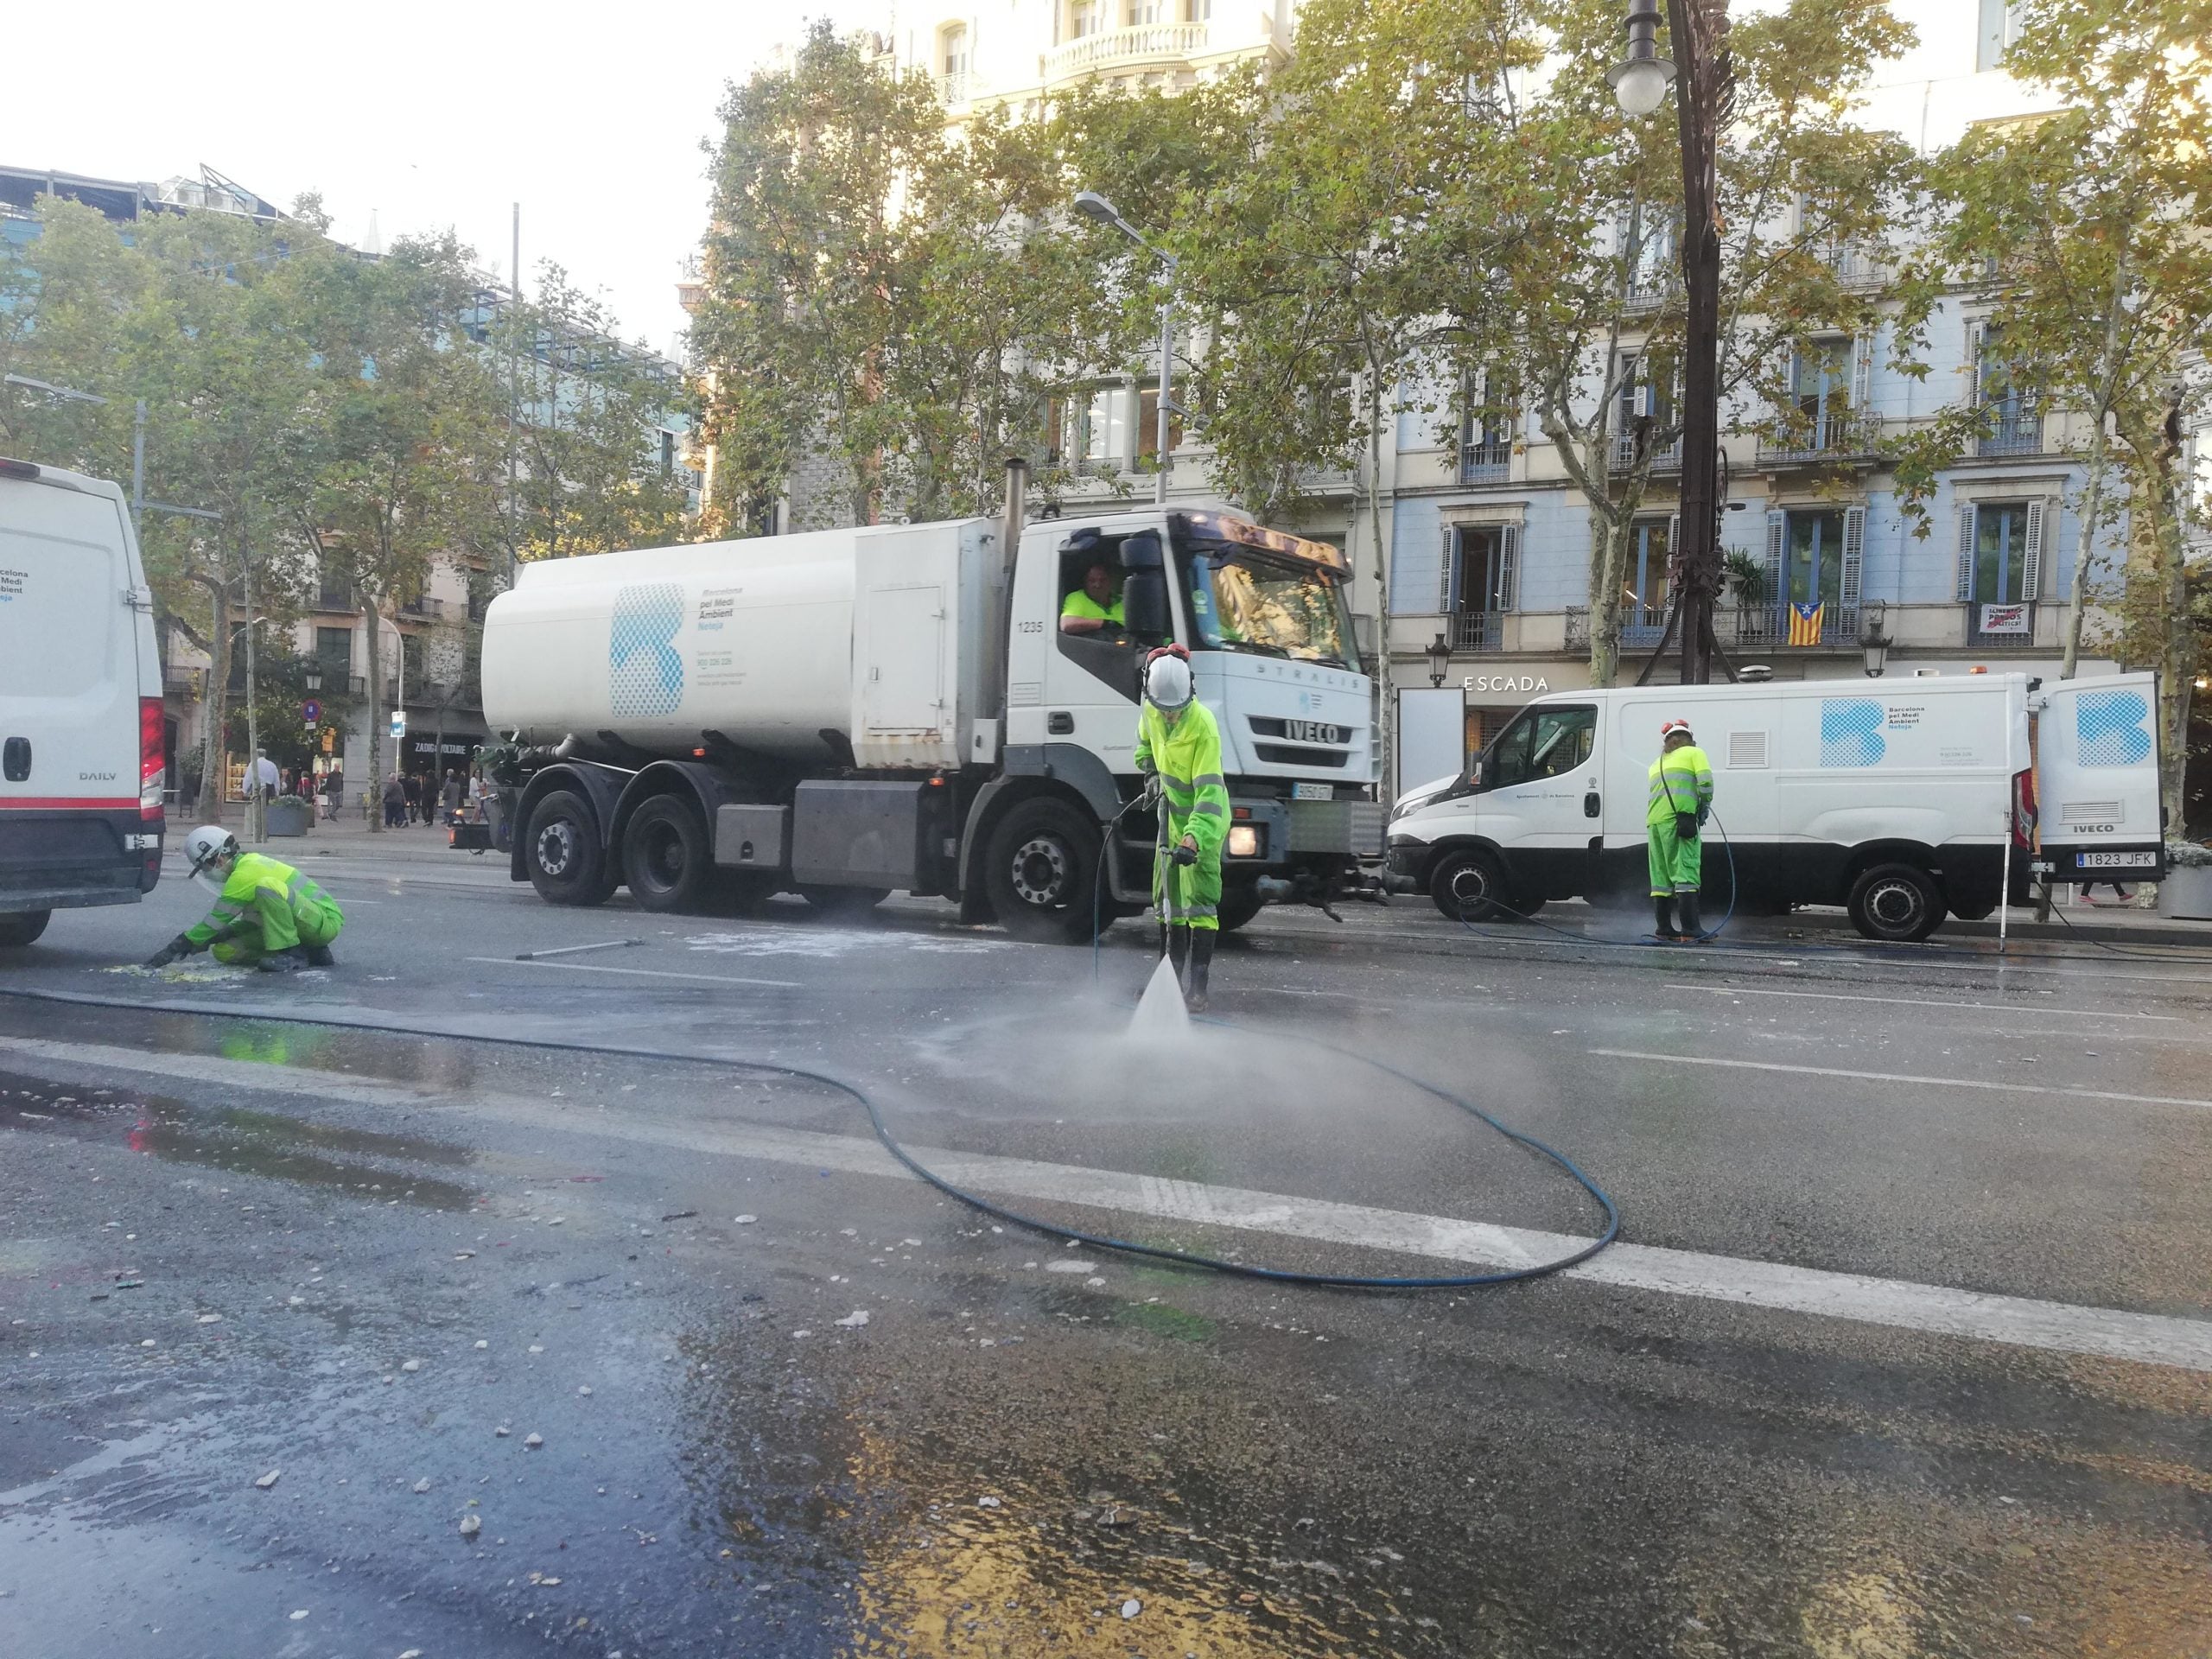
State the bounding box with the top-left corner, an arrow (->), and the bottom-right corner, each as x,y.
1675,812 -> 1700,842
144,934 -> 194,969
1172,838 -> 1199,868
1696,805 -> 1711,830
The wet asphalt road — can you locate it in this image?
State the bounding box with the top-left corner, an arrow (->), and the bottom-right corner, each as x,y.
2,842 -> 2210,1657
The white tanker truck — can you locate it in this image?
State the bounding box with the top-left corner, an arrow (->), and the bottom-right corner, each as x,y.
480,475 -> 1381,942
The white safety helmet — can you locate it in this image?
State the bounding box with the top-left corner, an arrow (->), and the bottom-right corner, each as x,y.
1143,648 -> 1194,714
183,824 -> 238,893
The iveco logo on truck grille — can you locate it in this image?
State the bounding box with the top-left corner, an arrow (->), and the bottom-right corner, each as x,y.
1282,720 -> 1345,745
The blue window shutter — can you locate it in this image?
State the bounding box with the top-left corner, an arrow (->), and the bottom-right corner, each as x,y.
1764,509 -> 1785,606
1840,505 -> 1866,607
1497,524 -> 1519,613
1438,525 -> 1458,613
2021,496 -> 2047,601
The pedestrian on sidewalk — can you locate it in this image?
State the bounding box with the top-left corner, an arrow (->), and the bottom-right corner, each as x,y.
382,772 -> 406,829
441,768 -> 463,822
321,767 -> 344,822
402,772 -> 422,823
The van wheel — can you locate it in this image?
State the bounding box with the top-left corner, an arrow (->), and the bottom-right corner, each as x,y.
525,790 -> 614,906
0,910 -> 50,948
1847,862 -> 1947,943
1430,849 -> 1529,922
622,795 -> 710,913
799,885 -> 889,920
986,798 -> 1102,944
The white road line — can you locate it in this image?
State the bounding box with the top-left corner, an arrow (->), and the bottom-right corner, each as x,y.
1589,1046 -> 2212,1112
1662,982 -> 2181,1022
463,957 -> 801,990
7,1033 -> 2211,1375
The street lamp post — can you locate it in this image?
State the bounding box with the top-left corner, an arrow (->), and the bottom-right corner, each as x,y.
1612,0 -> 1731,686
1426,632 -> 1452,688
1074,190 -> 1179,507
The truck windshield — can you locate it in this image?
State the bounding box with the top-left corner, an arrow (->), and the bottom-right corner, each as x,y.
1181,549 -> 1361,671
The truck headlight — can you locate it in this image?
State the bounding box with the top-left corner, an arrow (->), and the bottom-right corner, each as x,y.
1227,824 -> 1262,859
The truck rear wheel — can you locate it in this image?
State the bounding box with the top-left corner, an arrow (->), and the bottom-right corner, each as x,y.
986,798 -> 1102,944
0,909 -> 51,948
1847,862 -> 1946,943
525,789 -> 615,907
622,795 -> 710,913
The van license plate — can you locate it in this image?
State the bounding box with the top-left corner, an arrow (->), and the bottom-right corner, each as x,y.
1293,783 -> 1332,802
2080,851 -> 2154,868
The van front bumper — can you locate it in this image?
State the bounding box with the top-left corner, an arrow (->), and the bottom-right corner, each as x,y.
1384,836 -> 1437,890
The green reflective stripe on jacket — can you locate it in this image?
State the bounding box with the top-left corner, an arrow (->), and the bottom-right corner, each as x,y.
1645,746 -> 1714,826
183,851 -> 345,950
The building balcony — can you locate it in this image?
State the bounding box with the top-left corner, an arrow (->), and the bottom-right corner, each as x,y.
1757,414 -> 1879,467
937,69 -> 970,106
397,595 -> 446,620
313,587 -> 357,613
1448,609 -> 1510,652
1459,441 -> 1510,485
162,664 -> 204,700
1977,412 -> 2044,457
1964,600 -> 2039,647
1822,243 -> 1890,288
1719,601 -> 1860,649
1044,21 -> 1208,84
1614,431 -> 1681,473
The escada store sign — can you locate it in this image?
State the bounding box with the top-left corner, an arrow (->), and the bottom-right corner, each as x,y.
1463,674 -> 1551,695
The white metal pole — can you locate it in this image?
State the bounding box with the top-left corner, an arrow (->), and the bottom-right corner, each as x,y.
1155,263 -> 1174,507
1999,681 -> 2014,952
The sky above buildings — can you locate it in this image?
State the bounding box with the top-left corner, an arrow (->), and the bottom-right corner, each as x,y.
0,0 -> 884,356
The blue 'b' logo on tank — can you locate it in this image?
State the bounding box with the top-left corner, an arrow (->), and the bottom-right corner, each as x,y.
609,582 -> 685,718
1820,698 -> 1886,767
2075,689 -> 2152,767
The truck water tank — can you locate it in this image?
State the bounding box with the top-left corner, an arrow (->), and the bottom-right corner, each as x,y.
481,533 -> 859,759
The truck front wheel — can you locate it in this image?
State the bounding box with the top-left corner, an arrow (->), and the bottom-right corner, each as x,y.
622,795 -> 710,913
525,789 -> 615,907
986,798 -> 1102,944
1847,862 -> 1946,943
0,909 -> 51,948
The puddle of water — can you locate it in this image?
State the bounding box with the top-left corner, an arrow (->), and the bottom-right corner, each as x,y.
0,1003 -> 487,1092
0,1071 -> 480,1210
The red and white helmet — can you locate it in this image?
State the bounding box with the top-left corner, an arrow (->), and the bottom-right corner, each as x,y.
1143,645 -> 1194,712
1659,718 -> 1694,741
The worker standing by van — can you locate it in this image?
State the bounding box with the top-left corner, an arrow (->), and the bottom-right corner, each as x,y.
1649,718 -> 1714,941
1135,645 -> 1229,1011
144,827 -> 344,972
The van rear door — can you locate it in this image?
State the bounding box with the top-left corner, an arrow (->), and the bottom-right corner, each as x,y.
0,467 -> 162,912
2036,671 -> 2164,883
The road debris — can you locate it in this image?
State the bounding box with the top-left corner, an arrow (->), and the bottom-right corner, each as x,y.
254,1469 -> 282,1491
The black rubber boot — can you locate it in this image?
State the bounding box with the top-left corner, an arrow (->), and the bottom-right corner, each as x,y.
305,943 -> 336,968
1167,925 -> 1191,988
257,946 -> 308,975
1653,896 -> 1676,940
1676,892 -> 1704,941
1185,929 -> 1214,1014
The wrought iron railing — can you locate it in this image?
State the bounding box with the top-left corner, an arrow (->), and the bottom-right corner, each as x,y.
1459,440 -> 1510,484
937,70 -> 970,105
1449,609 -> 1507,652
1614,431 -> 1681,472
1977,412 -> 2044,457
1757,413 -> 1878,465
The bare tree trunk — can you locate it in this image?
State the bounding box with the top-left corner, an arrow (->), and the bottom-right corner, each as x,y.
1586,484 -> 1630,688
2063,252 -> 2129,682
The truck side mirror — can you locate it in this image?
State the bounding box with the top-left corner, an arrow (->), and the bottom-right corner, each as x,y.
1122,568 -> 1167,642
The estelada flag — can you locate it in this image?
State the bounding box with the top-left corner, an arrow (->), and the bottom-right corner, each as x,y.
1788,601 -> 1825,645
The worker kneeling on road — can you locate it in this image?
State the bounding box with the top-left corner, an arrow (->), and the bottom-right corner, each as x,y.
1648,718 -> 1714,942
145,826 -> 344,974
1135,645 -> 1228,1011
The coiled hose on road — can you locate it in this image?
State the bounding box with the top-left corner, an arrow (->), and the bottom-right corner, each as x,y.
0,982 -> 1621,1293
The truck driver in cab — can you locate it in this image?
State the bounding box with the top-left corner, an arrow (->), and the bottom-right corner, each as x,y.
1059,563 -> 1124,635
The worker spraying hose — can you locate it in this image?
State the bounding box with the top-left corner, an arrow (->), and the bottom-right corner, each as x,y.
1648,718 -> 1715,942
1135,645 -> 1229,1011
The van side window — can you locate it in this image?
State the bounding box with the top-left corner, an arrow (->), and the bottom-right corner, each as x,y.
1486,705 -> 1595,789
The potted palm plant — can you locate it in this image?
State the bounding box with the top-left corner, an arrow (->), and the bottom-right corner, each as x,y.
2158,841 -> 2212,920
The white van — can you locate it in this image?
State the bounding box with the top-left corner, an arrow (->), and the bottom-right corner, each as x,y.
0,457 -> 166,947
1385,672 -> 2164,942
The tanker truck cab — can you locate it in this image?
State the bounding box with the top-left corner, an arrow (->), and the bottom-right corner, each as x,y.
1005,506 -> 1379,932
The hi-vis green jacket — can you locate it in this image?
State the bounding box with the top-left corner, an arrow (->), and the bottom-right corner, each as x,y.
183,852 -> 344,952
1135,699 -> 1230,928
1646,745 -> 1715,827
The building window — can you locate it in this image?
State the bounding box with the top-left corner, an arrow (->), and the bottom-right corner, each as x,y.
1080,385 -> 1128,466
1442,524 -> 1520,649
1975,324 -> 2040,454
1187,0 -> 1212,18
658,430 -> 676,475
1136,385 -> 1185,461
1628,517 -> 1671,626
1971,500 -> 2032,604
399,633 -> 424,694
1783,508 -> 1847,607
1462,373 -> 1512,481
1615,351 -> 1677,468
316,569 -> 355,612
1977,0 -> 2025,72
1791,340 -> 1854,447
315,627 -> 353,682
942,23 -> 969,75
1070,0 -> 1103,39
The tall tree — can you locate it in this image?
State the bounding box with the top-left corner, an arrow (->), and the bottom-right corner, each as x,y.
1908,0 -> 2212,827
